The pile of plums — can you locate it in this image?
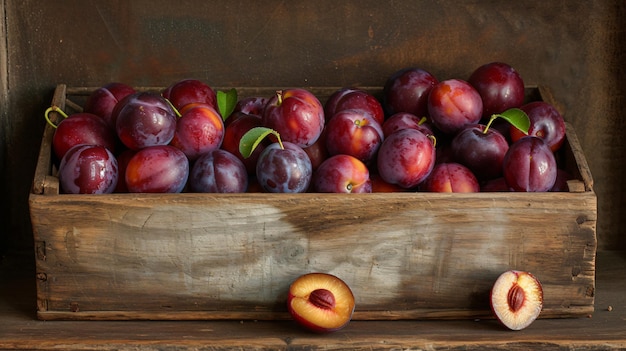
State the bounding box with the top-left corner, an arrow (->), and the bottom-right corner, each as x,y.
50,62 -> 568,195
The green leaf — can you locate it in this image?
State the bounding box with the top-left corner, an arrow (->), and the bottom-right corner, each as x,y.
217,88 -> 238,121
239,127 -> 282,158
486,108 -> 530,135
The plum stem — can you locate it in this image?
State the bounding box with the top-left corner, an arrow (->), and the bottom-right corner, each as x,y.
44,105 -> 68,129
276,90 -> 283,105
427,134 -> 437,147
164,98 -> 182,118
483,114 -> 498,134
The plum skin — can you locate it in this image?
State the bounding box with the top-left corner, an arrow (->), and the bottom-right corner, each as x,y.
451,124 -> 509,181
421,162 -> 480,193
376,128 -> 436,189
503,136 -> 557,192
255,141 -> 312,193
58,144 -> 119,194
115,92 -> 178,151
170,103 -> 225,161
188,149 -> 248,193
313,154 -> 372,193
468,62 -> 525,118
383,67 -> 439,118
324,109 -> 384,165
125,145 -> 190,193
427,79 -> 484,135
262,89 -> 325,148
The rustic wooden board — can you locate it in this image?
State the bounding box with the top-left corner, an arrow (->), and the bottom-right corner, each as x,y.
3,251 -> 624,350
28,85 -> 597,321
30,190 -> 596,321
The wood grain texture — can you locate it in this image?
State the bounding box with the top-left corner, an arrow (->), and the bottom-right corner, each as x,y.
1,251 -> 624,350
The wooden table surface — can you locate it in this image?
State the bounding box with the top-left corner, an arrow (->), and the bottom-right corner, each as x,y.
1,250 -> 624,350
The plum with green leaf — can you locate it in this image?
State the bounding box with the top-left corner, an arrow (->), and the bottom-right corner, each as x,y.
451,108 -> 529,181
510,101 -> 566,152
240,127 -> 312,193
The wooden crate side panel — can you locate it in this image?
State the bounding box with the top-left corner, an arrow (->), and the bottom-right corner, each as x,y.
30,192 -> 596,320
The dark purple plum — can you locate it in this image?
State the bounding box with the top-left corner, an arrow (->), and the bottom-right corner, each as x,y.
58,144 -> 118,194
383,67 -> 438,118
84,82 -> 136,128
324,87 -> 384,125
52,112 -> 117,160
510,101 -> 566,152
376,128 -> 436,189
162,79 -> 217,111
468,62 -> 525,118
503,136 -> 557,192
382,112 -> 434,138
427,79 -> 483,135
451,124 -> 509,181
189,149 -> 248,193
256,141 -> 312,193
125,145 -> 189,193
115,92 -> 177,150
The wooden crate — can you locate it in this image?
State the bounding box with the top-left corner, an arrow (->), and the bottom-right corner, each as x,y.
29,84 -> 597,321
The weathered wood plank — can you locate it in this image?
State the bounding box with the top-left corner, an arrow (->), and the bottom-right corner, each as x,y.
0,251 -> 624,350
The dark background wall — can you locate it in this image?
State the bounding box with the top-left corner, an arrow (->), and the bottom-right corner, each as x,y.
1,1 -> 624,251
